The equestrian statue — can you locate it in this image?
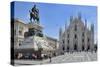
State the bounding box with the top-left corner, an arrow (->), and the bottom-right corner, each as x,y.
29,5 -> 39,24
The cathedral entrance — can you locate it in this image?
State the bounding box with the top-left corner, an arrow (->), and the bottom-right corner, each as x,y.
82,45 -> 84,51
67,46 -> 69,52
74,43 -> 77,51
87,44 -> 90,51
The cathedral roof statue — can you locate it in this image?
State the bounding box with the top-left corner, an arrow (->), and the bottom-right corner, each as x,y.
78,12 -> 81,20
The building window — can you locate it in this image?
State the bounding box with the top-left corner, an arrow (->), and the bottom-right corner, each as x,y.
82,39 -> 84,42
67,46 -> 69,51
74,24 -> 77,31
19,30 -> 22,35
87,44 -> 90,51
74,43 -> 77,51
82,44 -> 84,51
67,40 -> 69,44
88,38 -> 90,42
19,43 -> 21,46
82,32 -> 84,37
62,46 -> 65,51
19,25 -> 23,30
74,34 -> 77,39
63,40 -> 64,44
19,40 -> 22,46
67,34 -> 69,38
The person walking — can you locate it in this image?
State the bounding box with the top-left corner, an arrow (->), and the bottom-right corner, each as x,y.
49,53 -> 52,63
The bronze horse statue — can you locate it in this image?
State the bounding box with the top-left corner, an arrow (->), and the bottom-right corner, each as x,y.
29,10 -> 39,22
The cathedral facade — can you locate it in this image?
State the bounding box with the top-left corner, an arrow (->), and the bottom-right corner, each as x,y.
59,14 -> 94,53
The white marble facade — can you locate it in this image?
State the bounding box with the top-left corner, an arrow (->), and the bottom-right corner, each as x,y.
59,14 -> 94,53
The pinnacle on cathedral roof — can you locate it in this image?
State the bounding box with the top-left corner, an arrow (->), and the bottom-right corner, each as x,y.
70,15 -> 73,22
91,23 -> 94,31
78,12 -> 82,20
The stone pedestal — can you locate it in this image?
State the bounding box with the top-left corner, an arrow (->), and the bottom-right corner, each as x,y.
24,22 -> 44,37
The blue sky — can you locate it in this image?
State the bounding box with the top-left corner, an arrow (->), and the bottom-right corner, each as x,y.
13,1 -> 97,43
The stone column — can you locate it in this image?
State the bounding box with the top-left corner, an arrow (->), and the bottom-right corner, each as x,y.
84,19 -> 88,51
59,27 -> 63,54
64,23 -> 67,52
90,24 -> 94,51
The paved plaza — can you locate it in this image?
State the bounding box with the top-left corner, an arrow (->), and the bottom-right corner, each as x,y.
15,52 -> 97,65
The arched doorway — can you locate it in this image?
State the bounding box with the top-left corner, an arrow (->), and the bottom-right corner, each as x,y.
24,32 -> 29,38
74,43 -> 77,51
67,46 -> 69,52
62,45 -> 65,51
87,44 -> 90,51
62,40 -> 65,51
82,45 -> 84,51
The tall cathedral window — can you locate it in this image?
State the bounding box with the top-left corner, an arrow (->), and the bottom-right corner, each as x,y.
62,46 -> 65,51
88,38 -> 90,42
82,32 -> 84,37
74,34 -> 77,39
74,24 -> 77,31
63,40 -> 64,44
82,39 -> 84,43
67,40 -> 69,44
67,34 -> 69,38
67,45 -> 69,52
87,44 -> 90,51
82,44 -> 84,51
74,43 -> 77,51
62,40 -> 65,51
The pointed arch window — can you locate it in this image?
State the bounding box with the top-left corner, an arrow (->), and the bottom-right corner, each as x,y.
74,43 -> 77,51
88,38 -> 90,42
62,40 -> 64,44
67,34 -> 69,38
82,44 -> 84,51
67,45 -> 69,51
82,39 -> 84,43
82,32 -> 84,37
74,24 -> 77,31
67,40 -> 69,44
74,34 -> 77,39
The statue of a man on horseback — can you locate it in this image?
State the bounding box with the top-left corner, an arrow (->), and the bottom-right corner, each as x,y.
29,5 -> 39,24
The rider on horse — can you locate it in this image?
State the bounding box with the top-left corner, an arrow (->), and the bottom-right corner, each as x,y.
29,5 -> 39,23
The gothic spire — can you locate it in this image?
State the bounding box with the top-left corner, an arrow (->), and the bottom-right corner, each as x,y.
78,12 -> 81,20
65,22 -> 67,30
85,19 -> 87,27
70,15 -> 73,22
91,23 -> 94,32
59,27 -> 62,35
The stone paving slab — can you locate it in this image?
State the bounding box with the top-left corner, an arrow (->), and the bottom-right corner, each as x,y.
14,52 -> 97,65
